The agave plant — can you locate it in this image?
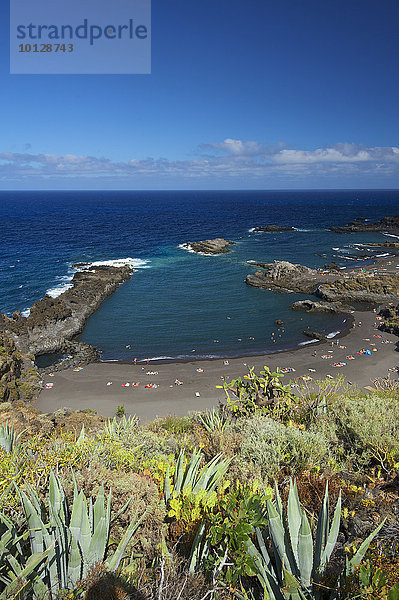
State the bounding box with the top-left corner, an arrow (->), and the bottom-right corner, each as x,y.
0,421 -> 24,454
196,407 -> 229,433
0,470 -> 148,599
163,449 -> 231,503
104,414 -> 139,437
0,510 -> 52,600
245,480 -> 385,600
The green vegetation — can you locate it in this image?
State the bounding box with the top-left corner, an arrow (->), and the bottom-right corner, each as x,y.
0,366 -> 399,599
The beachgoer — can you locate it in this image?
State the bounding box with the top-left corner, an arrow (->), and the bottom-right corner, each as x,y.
134,358 -> 137,365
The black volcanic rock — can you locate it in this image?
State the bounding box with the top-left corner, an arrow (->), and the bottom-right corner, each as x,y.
330,215 -> 399,234
253,225 -> 295,232
245,261 -> 322,294
290,299 -> 344,313
0,263 -> 133,356
303,330 -> 327,341
182,238 -> 235,254
246,259 -> 399,304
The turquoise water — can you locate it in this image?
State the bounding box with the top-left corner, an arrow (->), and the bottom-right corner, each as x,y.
0,189 -> 398,361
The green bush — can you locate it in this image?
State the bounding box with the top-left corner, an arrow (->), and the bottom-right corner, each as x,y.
332,392 -> 399,472
228,415 -> 336,482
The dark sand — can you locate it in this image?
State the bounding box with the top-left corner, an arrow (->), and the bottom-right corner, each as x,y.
35,253 -> 399,422
36,306 -> 399,423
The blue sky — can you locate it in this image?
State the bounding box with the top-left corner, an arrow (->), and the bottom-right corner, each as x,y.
1,0 -> 399,189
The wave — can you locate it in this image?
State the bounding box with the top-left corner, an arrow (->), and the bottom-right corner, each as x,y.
46,274 -> 74,298
77,257 -> 150,270
375,253 -> 391,258
326,330 -> 340,339
293,227 -> 328,232
383,233 -> 399,239
44,257 -> 149,300
178,244 -> 215,257
21,308 -> 31,317
248,227 -> 256,233
299,339 -> 318,345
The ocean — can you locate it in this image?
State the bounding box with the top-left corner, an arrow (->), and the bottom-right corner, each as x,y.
1,189 -> 398,362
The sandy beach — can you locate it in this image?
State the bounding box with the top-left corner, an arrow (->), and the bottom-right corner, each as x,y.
34,252 -> 399,422
35,303 -> 399,423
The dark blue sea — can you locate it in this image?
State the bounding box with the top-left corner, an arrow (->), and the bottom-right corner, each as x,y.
1,190 -> 398,362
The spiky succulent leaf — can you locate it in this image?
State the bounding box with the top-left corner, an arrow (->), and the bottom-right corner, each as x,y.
185,449 -> 202,488
321,492 -> 341,570
68,535 -> 82,586
297,512 -> 313,588
164,463 -> 171,502
174,451 -> 185,495
245,538 -> 285,600
313,483 -> 329,577
70,490 -> 91,561
0,548 -> 51,600
189,520 -> 206,574
287,480 -> 302,567
106,507 -> 149,572
347,518 -> 386,574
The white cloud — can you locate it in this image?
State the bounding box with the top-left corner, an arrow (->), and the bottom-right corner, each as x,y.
0,141 -> 398,183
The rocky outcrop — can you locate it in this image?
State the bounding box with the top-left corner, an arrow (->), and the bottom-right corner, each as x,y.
0,401 -> 106,438
366,242 -> 399,249
290,299 -> 345,313
246,259 -> 399,305
378,304 -> 399,336
317,274 -> 399,303
330,215 -> 399,234
39,341 -> 100,375
253,225 -> 294,232
182,238 -> 235,254
0,334 -> 41,402
245,261 -> 323,294
302,330 -> 327,341
0,263 -> 132,356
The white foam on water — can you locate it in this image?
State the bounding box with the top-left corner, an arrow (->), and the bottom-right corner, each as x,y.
383,233 -> 399,239
44,257 -> 150,299
77,257 -> 150,270
21,308 -> 31,317
178,243 -> 195,253
46,275 -> 74,298
376,253 -> 391,258
248,227 -> 256,233
145,356 -> 174,361
326,330 -> 340,339
299,339 -> 318,345
178,244 -> 215,257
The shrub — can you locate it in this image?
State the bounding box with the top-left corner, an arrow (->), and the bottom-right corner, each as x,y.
228,415 -> 336,482
332,392 -> 399,473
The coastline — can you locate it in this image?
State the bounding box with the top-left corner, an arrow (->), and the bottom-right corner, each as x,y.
24,244 -> 399,421
35,304 -> 398,423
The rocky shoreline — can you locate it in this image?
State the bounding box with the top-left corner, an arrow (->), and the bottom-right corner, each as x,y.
253,224 -> 294,232
0,262 -> 133,368
330,214 -> 399,233
245,259 -> 399,305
